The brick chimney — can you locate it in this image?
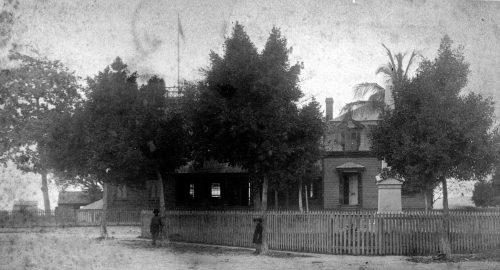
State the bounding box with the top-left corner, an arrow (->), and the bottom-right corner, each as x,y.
325,98 -> 334,121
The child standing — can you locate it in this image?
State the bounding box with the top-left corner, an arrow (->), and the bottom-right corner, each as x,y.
150,209 -> 163,246
252,217 -> 263,254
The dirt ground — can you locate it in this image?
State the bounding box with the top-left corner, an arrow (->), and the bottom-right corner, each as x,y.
1,226 -> 499,270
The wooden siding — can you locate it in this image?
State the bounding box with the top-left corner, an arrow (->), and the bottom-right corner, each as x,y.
107,183 -> 159,210
324,120 -> 378,152
323,157 -> 381,209
402,192 -> 430,209
323,156 -> 427,209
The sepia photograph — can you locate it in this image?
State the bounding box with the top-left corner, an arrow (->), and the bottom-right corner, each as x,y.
1,0 -> 500,269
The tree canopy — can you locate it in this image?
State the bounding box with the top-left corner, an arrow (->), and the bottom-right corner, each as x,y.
137,76 -> 189,176
341,44 -> 417,115
47,57 -> 192,236
190,23 -> 323,252
0,52 -> 82,212
471,181 -> 499,207
371,36 -> 498,188
369,35 -> 499,256
472,166 -> 500,207
192,24 -> 311,177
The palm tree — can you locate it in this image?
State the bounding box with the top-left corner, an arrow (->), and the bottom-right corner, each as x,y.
341,44 -> 418,115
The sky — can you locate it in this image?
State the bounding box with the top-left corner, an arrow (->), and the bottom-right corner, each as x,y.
0,161 -> 58,211
1,0 -> 500,209
7,0 -> 500,118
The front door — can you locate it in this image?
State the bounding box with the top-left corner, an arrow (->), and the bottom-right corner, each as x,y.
348,174 -> 358,205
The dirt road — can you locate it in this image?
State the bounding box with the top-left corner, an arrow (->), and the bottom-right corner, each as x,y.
1,226 -> 498,270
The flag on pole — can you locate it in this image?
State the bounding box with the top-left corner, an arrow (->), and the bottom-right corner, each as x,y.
178,15 -> 185,40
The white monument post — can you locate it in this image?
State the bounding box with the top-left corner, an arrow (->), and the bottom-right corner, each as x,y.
376,177 -> 403,213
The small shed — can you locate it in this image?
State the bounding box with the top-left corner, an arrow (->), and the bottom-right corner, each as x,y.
81,199 -> 103,209
58,191 -> 92,209
12,200 -> 38,212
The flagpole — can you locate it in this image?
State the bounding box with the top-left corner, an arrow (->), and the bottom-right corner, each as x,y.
177,13 -> 180,93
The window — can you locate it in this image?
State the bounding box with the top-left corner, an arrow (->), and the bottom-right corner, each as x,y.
211,183 -> 221,198
339,173 -> 359,205
341,129 -> 360,151
147,181 -> 159,199
309,182 -> 314,199
248,182 -> 251,206
116,185 -> 127,200
189,183 -> 195,198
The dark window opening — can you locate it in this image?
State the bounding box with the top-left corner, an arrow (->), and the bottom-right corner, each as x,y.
339,173 -> 360,205
342,175 -> 350,204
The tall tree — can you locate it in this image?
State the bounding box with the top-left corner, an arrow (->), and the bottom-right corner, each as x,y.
192,24 -> 311,254
341,44 -> 417,114
0,52 -> 82,213
48,58 -> 146,237
137,76 -> 190,243
370,35 -> 498,258
278,99 -> 324,211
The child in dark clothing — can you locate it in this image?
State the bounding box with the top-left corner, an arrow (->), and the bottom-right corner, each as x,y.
150,209 -> 163,246
252,217 -> 263,254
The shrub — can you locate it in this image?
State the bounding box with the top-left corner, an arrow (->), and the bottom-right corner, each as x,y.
472,181 -> 499,207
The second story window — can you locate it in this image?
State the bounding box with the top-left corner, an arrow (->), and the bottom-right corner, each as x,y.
341,128 -> 361,151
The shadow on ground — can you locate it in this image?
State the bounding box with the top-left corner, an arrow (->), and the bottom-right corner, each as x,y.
408,249 -> 500,264
120,239 -> 313,258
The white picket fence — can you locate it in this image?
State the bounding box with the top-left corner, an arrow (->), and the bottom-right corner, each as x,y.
0,209 -> 142,227
141,210 -> 500,255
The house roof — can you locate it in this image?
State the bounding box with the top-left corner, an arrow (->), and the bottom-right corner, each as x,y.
58,191 -> 92,205
176,160 -> 247,173
81,199 -> 103,210
13,200 -> 37,206
376,178 -> 403,185
336,162 -> 365,170
332,105 -> 381,122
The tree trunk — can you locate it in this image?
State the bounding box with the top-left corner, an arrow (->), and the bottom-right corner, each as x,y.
155,167 -> 166,216
285,187 -> 289,208
440,176 -> 451,258
431,189 -> 435,209
274,190 -> 278,210
253,184 -> 261,211
298,179 -> 303,212
155,167 -> 169,244
40,170 -> 51,215
100,181 -> 109,238
305,183 -> 309,212
423,188 -> 429,212
260,176 -> 269,254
